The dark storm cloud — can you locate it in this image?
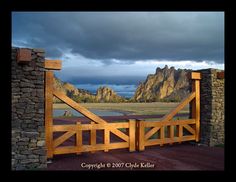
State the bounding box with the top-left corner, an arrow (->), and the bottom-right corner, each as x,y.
12,12 -> 224,63
58,75 -> 145,85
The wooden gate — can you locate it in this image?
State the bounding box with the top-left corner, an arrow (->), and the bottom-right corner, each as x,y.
44,60 -> 201,159
136,72 -> 200,151
44,60 -> 135,158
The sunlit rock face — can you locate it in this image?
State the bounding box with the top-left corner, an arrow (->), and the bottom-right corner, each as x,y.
96,86 -> 125,103
133,65 -> 191,102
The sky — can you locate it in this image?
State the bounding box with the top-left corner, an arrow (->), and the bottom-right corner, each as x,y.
12,12 -> 224,97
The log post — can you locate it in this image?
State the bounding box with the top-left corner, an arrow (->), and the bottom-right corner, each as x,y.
160,126 -> 165,146
104,127 -> 110,152
76,121 -> 82,154
44,59 -> 61,159
190,72 -> 201,142
45,71 -> 54,159
176,125 -> 183,144
90,121 -> 96,153
167,125 -> 174,145
137,120 -> 145,151
129,119 -> 136,152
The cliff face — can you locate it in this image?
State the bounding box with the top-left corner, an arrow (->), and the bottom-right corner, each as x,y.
133,65 -> 191,102
96,86 -> 125,103
53,76 -> 125,103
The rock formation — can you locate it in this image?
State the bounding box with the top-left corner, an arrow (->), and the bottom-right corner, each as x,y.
96,86 -> 125,103
53,76 -> 125,103
133,65 -> 191,102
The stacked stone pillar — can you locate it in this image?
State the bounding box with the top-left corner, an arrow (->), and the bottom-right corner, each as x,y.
11,47 -> 47,170
196,69 -> 224,146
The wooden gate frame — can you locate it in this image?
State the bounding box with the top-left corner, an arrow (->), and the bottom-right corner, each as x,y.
45,60 -> 61,158
136,72 -> 201,151
44,60 -> 201,159
44,60 -> 135,158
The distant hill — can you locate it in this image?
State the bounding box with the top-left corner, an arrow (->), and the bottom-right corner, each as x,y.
133,65 -> 191,102
53,77 -> 126,103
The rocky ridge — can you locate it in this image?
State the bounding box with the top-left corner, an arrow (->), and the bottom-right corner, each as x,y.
133,65 -> 191,102
53,77 -> 125,103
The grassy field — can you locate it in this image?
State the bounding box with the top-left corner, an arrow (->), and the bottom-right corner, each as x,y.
53,102 -> 189,115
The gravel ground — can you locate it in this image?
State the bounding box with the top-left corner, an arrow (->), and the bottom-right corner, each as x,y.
47,143 -> 224,171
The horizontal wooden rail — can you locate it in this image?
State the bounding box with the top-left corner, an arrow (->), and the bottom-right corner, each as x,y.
53,122 -> 129,132
144,119 -> 196,127
54,142 -> 129,155
145,136 -> 196,146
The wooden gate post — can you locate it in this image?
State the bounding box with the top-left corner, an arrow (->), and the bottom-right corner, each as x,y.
76,121 -> 82,154
90,121 -> 96,153
104,128 -> 110,152
44,60 -> 62,159
137,120 -> 145,151
190,72 -> 201,142
45,71 -> 54,158
129,119 -> 136,152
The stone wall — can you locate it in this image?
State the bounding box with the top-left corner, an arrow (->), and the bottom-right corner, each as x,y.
12,47 -> 47,170
198,69 -> 224,146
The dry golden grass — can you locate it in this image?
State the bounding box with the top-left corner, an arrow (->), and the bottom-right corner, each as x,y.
53,102 -> 189,115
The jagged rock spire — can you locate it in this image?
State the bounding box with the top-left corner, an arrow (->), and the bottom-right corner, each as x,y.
133,66 -> 191,102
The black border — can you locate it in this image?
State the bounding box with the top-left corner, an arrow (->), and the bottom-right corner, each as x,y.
5,0 -> 229,11
1,0 -> 233,179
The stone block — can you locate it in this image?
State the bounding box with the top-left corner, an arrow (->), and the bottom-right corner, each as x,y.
39,156 -> 47,162
33,48 -> 45,53
38,164 -> 47,169
37,126 -> 44,132
21,159 -> 39,164
20,82 -> 35,88
17,142 -> 28,146
23,66 -> 34,71
36,140 -> 45,147
22,132 -> 39,138
12,138 -> 18,142
15,165 -> 26,170
37,52 -> 45,57
21,88 -> 32,93
29,143 -> 37,148
30,139 -> 37,143
33,149 -> 46,155
28,155 -> 38,159
18,145 -> 27,150
19,138 -> 30,142
20,150 -> 31,155
15,154 -> 27,160
38,109 -> 44,114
